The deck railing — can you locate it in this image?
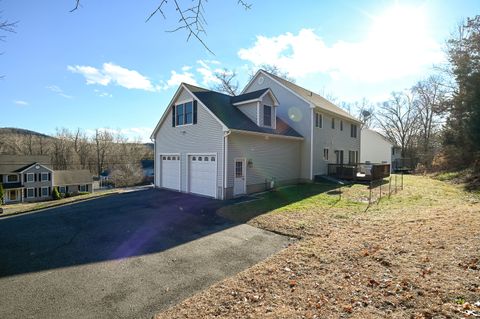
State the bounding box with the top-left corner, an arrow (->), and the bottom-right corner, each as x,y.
327,163 -> 391,181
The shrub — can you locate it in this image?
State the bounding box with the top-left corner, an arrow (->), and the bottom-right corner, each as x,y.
52,187 -> 61,200
0,183 -> 4,205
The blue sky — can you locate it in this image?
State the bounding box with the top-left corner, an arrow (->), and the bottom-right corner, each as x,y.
1,0 -> 479,141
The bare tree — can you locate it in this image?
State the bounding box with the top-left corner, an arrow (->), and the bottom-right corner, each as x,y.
0,6 -> 18,77
213,68 -> 239,95
376,91 -> 420,157
94,129 -> 113,176
412,76 -> 448,165
71,0 -> 251,54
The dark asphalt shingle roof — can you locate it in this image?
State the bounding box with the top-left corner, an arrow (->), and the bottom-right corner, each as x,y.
230,88 -> 269,104
54,170 -> 92,186
0,155 -> 52,174
184,84 -> 303,138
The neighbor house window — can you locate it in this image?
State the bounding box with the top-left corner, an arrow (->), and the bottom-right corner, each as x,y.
7,175 -> 18,182
351,124 -> 358,138
27,188 -> 34,198
340,120 -> 343,131
59,186 -> 66,193
323,148 -> 329,161
41,173 -> 49,181
315,113 -> 323,128
331,118 -> 335,129
263,105 -> 272,126
175,101 -> 193,126
26,173 -> 34,182
41,187 -> 49,197
79,185 -> 87,192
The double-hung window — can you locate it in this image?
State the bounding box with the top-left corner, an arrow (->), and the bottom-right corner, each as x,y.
351,124 -> 358,138
41,172 -> 49,181
7,175 -> 18,182
26,173 -> 34,182
175,101 -> 193,126
263,105 -> 272,127
323,148 -> 329,161
315,113 -> 323,128
331,118 -> 335,129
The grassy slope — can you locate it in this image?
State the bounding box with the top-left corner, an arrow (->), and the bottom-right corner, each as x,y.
157,175 -> 480,318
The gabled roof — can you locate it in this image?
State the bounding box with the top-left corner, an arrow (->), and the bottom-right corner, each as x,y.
183,83 -> 303,138
0,155 -> 52,174
248,70 -> 360,123
53,170 -> 92,186
231,88 -> 269,104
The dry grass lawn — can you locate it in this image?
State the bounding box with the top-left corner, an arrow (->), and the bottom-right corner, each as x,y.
156,175 -> 480,319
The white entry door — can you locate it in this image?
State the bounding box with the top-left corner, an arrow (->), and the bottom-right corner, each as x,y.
233,158 -> 246,196
189,155 -> 217,198
161,155 -> 180,191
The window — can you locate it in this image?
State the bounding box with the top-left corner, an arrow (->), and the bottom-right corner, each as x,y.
79,185 -> 87,192
340,120 -> 343,131
26,173 -> 34,182
348,151 -> 356,164
192,156 -> 196,161
263,105 -> 272,127
315,113 -> 323,128
41,187 -> 49,197
59,186 -> 66,193
323,148 -> 329,161
235,161 -> 243,178
27,188 -> 34,198
198,157 -> 202,161
351,124 -> 358,138
7,175 -> 18,182
175,101 -> 193,126
331,118 -> 335,129
211,157 -> 215,162
41,173 -> 49,181
162,156 -> 166,160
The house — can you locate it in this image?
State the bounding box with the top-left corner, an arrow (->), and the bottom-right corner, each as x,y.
360,128 -> 393,165
151,69 -> 361,199
0,155 -> 93,204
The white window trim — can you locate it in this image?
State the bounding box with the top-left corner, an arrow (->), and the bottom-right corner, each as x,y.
175,99 -> 194,127
41,186 -> 49,197
26,173 -> 35,182
186,152 -> 218,199
79,185 -> 87,192
41,172 -> 49,181
26,188 -> 35,198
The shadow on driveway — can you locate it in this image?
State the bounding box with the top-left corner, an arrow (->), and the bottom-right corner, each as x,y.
0,189 -> 239,277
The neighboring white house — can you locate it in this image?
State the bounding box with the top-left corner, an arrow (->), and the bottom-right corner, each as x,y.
151,69 -> 362,199
360,128 -> 393,165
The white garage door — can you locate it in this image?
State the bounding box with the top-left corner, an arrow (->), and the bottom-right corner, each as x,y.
161,155 -> 180,191
189,155 -> 217,198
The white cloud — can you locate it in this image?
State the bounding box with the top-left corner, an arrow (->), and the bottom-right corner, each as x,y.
94,89 -> 113,98
161,69 -> 198,90
196,59 -> 222,87
46,85 -> 73,99
14,100 -> 29,106
68,62 -> 157,91
238,6 -> 443,82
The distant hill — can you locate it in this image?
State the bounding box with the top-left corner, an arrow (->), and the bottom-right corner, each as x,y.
0,127 -> 53,139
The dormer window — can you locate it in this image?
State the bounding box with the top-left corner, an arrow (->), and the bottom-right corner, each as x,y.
263,105 -> 272,127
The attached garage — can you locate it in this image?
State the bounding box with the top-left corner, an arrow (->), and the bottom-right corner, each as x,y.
160,155 -> 180,191
188,154 -> 217,198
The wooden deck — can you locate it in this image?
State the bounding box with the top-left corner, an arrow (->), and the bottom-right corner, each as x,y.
327,163 -> 391,182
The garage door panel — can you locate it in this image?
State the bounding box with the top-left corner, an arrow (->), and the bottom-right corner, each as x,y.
161,155 -> 180,191
189,155 -> 216,198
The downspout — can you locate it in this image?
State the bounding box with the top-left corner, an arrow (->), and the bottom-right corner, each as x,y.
310,107 -> 314,180
151,137 -> 156,188
223,130 -> 232,199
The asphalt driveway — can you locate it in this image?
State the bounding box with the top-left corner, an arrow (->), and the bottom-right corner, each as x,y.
0,189 -> 290,319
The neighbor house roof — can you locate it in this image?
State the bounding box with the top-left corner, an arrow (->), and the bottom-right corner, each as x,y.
183,83 -> 303,138
0,155 -> 52,174
254,70 -> 360,123
53,170 -> 92,186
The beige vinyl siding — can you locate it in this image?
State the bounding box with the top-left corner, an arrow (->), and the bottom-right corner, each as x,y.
245,75 -> 311,180
236,102 -> 258,124
226,132 -> 301,191
312,111 -> 361,175
155,88 -> 224,198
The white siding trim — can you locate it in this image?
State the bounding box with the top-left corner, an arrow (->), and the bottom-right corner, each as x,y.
256,101 -> 260,125
229,129 -> 304,141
